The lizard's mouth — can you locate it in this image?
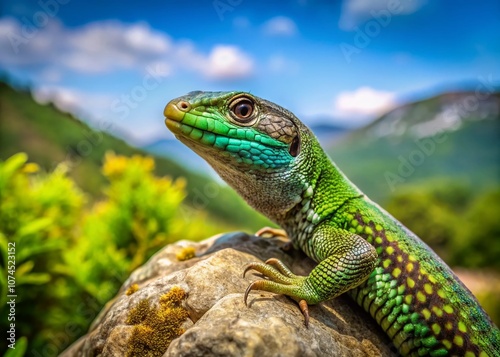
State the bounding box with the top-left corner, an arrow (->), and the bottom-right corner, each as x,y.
164,117 -> 183,134
164,119 -> 206,157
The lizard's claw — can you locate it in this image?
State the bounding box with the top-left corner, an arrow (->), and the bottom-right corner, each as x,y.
255,228 -> 294,251
255,227 -> 289,239
243,260 -> 302,282
299,299 -> 310,328
243,258 -> 313,327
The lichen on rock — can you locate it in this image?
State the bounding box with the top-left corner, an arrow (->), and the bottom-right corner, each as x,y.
126,283 -> 139,296
61,232 -> 397,357
126,286 -> 189,356
176,246 -> 196,261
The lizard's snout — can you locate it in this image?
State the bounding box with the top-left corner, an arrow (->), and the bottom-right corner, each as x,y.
164,99 -> 190,122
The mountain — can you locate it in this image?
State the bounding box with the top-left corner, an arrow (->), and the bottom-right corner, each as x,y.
309,122 -> 351,147
328,91 -> 500,203
0,81 -> 269,230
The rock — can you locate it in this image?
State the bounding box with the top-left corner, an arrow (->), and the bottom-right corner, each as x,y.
61,232 -> 397,357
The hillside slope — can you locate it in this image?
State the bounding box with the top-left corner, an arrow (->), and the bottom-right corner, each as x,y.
328,91 -> 500,203
0,82 -> 269,230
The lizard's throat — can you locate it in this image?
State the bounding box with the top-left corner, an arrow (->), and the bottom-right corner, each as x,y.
212,163 -> 306,222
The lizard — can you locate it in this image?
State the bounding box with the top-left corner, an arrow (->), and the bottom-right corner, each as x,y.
164,90 -> 500,356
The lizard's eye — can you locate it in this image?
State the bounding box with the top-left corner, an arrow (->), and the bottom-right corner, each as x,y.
234,101 -> 253,118
229,96 -> 257,125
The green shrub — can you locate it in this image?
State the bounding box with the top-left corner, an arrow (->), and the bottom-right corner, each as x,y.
452,189 -> 500,269
0,152 -> 221,356
386,181 -> 500,268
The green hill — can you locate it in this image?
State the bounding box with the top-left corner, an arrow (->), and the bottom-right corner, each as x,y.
0,81 -> 269,230
327,91 -> 500,203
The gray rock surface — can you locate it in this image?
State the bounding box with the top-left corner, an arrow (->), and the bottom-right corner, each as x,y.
61,232 -> 397,357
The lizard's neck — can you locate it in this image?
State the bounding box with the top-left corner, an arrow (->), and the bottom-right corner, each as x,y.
279,157 -> 363,242
205,130 -> 362,229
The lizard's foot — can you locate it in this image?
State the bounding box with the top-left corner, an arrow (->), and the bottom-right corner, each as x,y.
243,258 -> 318,327
255,227 -> 294,251
244,226 -> 378,328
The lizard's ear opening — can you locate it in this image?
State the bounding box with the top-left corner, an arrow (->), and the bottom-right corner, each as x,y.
289,135 -> 301,157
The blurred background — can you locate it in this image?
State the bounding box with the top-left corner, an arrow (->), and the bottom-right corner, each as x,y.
0,0 -> 499,355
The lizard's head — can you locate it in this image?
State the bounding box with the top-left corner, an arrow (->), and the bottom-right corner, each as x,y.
164,91 -> 311,172
164,91 -> 319,217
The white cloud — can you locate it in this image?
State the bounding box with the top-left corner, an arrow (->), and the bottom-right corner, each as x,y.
0,17 -> 171,73
262,16 -> 298,36
38,68 -> 62,82
32,85 -> 111,116
339,0 -> 426,30
200,45 -> 254,80
267,54 -> 299,74
0,17 -> 254,81
0,17 -> 53,65
62,21 -> 171,73
268,55 -> 287,72
334,86 -> 396,118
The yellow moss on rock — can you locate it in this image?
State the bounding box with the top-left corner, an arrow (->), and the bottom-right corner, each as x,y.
126,284 -> 139,296
126,286 -> 189,356
126,299 -> 152,325
176,246 -> 196,261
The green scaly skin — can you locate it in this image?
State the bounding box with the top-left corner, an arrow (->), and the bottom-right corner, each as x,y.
164,91 -> 500,357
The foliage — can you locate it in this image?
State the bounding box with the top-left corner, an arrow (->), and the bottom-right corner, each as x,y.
3,337 -> 27,357
453,189 -> 500,269
386,180 -> 500,269
0,153 -> 85,354
385,180 -> 469,262
0,152 -> 222,356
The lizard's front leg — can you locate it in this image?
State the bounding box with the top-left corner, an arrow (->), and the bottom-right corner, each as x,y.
244,222 -> 378,326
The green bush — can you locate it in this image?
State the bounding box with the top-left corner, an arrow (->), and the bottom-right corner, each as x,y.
386,181 -> 500,268
0,152 -> 221,356
1,153 -> 85,353
452,189 -> 500,269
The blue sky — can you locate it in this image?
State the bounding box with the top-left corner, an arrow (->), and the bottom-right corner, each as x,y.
1,0 -> 499,144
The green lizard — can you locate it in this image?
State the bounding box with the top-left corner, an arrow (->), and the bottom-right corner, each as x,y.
164,91 -> 500,356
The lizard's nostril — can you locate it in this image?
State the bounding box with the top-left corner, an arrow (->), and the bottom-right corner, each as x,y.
164,100 -> 187,122
178,101 -> 190,111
